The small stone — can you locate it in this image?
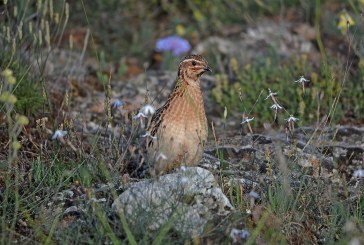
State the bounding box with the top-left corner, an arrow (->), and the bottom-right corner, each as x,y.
89,197 -> 107,203
63,190 -> 74,198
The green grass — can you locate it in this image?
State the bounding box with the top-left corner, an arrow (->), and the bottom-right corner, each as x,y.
0,38 -> 45,117
212,53 -> 364,127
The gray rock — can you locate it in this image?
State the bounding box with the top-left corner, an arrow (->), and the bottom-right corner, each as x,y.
112,167 -> 234,237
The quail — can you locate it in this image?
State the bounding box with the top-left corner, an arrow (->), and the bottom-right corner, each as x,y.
146,54 -> 211,174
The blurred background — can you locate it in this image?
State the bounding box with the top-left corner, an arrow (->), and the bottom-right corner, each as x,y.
1,0 -> 364,127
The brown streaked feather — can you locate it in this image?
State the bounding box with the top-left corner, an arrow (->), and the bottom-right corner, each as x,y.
147,78 -> 187,146
146,54 -> 210,174
147,55 -> 207,146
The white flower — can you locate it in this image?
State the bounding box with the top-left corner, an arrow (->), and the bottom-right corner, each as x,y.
141,104 -> 156,116
294,75 -> 310,84
156,152 -> 168,161
241,117 -> 254,124
248,191 -> 259,199
270,103 -> 282,110
134,105 -> 156,120
51,130 -> 67,140
353,169 -> 364,178
141,132 -> 157,140
134,112 -> 147,119
230,228 -> 250,242
286,115 -> 299,122
265,89 -> 278,100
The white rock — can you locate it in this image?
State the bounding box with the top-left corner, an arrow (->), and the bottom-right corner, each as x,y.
112,167 -> 234,236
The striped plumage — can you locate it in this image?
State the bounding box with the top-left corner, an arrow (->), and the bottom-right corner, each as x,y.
147,54 -> 211,174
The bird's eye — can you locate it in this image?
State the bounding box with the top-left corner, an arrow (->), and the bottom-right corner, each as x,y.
192,61 -> 196,66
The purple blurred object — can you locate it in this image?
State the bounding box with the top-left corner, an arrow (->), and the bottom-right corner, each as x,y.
156,36 -> 191,56
112,99 -> 123,109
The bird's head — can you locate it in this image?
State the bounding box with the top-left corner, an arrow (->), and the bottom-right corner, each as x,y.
178,54 -> 211,82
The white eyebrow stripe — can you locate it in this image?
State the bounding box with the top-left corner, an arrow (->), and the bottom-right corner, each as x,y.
181,59 -> 203,64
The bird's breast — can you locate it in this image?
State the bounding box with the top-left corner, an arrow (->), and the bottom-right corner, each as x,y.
163,88 -> 207,134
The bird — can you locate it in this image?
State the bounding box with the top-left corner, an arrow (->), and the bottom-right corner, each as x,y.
146,54 -> 211,174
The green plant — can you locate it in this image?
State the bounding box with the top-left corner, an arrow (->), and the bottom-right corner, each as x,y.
211,54 -> 359,126
0,0 -> 71,117
0,0 -> 70,242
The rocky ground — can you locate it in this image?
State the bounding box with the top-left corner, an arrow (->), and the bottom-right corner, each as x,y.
3,18 -> 363,244
37,43 -> 363,244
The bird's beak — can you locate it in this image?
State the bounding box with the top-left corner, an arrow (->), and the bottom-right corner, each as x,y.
204,65 -> 212,72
